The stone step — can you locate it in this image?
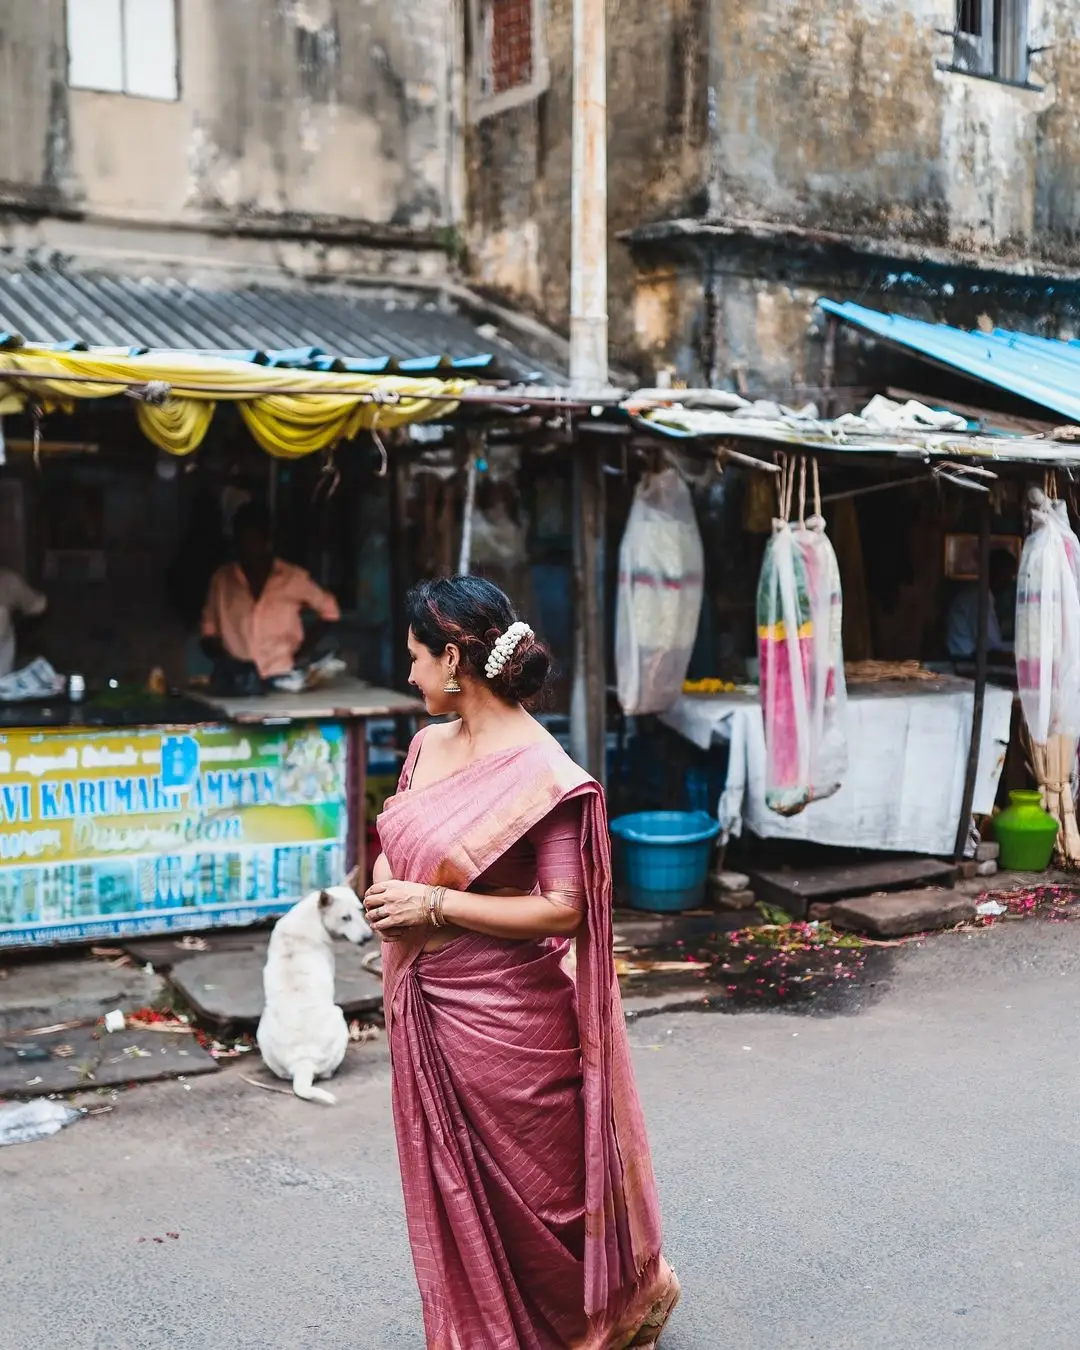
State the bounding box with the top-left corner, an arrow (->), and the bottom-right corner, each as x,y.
613,910 -> 746,951
0,1022 -> 218,1100
122,928 -> 269,971
750,857 -> 958,920
0,958 -> 165,1037
167,940 -> 384,1028
830,888 -> 976,939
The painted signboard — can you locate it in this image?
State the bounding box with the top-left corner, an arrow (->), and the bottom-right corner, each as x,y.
0,721 -> 348,947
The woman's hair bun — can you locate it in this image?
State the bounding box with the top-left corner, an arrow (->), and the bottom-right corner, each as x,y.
486,629 -> 552,706
406,575 -> 553,706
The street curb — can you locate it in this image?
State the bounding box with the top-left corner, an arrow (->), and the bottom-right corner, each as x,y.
622,985 -> 729,1020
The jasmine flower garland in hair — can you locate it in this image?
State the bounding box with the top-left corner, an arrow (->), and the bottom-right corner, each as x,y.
484,622 -> 533,680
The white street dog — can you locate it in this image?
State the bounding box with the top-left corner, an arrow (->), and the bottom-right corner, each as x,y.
256,882 -> 372,1105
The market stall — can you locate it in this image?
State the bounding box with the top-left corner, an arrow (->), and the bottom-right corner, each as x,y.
192,677 -> 423,890
0,346 -> 461,948
661,676 -> 1012,855
609,393 -> 1075,861
0,680 -> 421,948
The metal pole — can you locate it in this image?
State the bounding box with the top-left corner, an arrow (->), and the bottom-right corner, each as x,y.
570,0 -> 607,393
569,0 -> 608,779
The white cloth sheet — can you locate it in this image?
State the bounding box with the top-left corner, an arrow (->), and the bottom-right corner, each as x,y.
661,682 -> 1013,856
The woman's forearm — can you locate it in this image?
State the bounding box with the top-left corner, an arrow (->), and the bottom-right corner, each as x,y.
439,888 -> 582,940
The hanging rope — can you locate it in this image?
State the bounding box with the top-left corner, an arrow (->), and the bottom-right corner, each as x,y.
311,447 -> 341,505
776,453 -> 798,522
31,404 -> 42,474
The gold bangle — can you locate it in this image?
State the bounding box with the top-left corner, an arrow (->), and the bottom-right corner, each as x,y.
431,886 -> 446,928
425,886 -> 438,927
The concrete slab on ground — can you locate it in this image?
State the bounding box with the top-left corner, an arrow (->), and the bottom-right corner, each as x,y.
613,910 -> 745,951
831,888 -> 977,938
0,1023 -> 217,1098
956,868 -> 1077,898
751,857 -> 958,920
122,928 -> 269,970
622,983 -> 731,1020
0,958 -> 165,1036
168,940 -> 383,1026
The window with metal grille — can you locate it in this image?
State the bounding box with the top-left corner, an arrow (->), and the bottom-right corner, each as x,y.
953,0 -> 1029,83
472,0 -> 548,118
66,0 -> 179,101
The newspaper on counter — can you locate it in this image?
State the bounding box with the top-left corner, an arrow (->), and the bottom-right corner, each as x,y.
269,654 -> 350,695
0,657 -> 66,702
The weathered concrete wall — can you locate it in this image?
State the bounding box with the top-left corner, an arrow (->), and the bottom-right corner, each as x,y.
467,0 -> 1080,386
0,7 -> 70,210
710,0 -> 949,243
630,234 -> 1080,395
709,0 -> 1067,260
0,0 -> 460,275
466,0 -> 711,365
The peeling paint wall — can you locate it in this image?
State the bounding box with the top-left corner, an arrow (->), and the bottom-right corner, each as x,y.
0,7 -> 71,208
466,0 -> 711,365
0,0 -> 459,276
708,0 -> 1069,258
466,0 -> 1080,387
710,0 -> 948,242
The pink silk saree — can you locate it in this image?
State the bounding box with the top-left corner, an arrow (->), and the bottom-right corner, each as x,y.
376,735 -> 666,1349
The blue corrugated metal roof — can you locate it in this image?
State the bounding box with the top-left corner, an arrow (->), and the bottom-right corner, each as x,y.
0,263 -> 561,383
820,299 -> 1080,423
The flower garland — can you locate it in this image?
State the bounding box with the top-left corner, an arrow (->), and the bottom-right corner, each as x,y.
484,621 -> 533,680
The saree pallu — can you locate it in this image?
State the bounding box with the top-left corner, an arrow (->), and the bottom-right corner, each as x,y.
377,739 -> 665,1349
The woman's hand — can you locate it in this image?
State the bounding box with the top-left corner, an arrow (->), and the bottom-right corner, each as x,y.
363,879 -> 429,940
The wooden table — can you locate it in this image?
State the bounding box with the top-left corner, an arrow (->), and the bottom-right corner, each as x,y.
193,679 -> 424,886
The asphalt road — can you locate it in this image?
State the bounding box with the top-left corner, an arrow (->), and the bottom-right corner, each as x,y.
4,918 -> 1080,1350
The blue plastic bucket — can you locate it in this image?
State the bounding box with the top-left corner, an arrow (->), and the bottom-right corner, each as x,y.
609,811 -> 721,913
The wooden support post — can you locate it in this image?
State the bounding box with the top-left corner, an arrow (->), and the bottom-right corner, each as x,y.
457,430 -> 482,576
351,719 -> 369,886
388,448 -> 416,763
439,479 -> 454,577
389,450 -> 412,693
953,495 -> 992,861
822,314 -> 838,420
571,438 -> 606,784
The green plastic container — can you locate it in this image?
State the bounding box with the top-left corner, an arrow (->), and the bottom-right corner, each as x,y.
993,790 -> 1059,872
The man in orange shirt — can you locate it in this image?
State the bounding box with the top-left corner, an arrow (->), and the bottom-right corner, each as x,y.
201,502 -> 341,694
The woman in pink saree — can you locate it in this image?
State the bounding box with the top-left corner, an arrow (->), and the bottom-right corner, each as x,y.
365,577 -> 678,1349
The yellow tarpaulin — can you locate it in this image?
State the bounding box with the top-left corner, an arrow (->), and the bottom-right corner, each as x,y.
0,347 -> 471,458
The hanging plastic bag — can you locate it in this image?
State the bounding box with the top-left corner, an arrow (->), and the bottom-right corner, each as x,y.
615,466 -> 704,715
1016,486 -> 1080,744
1015,482 -> 1080,864
757,457 -> 847,815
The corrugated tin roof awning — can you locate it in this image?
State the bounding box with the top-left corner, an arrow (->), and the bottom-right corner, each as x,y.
630,397 -> 1080,466
0,263 -> 561,384
820,299 -> 1080,423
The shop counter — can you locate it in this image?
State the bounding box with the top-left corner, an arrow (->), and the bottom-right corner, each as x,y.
0,679 -> 422,948
660,678 -> 1013,856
